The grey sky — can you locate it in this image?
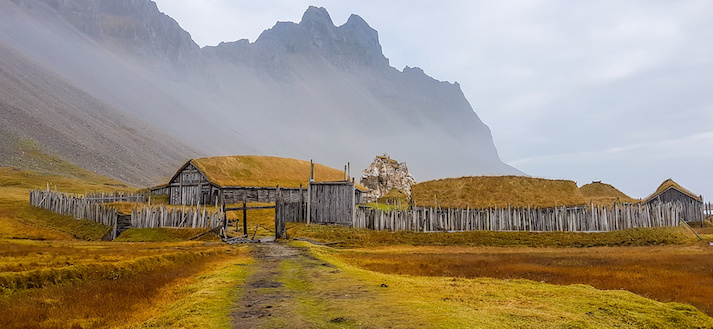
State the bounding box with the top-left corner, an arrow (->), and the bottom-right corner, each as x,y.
152,0 -> 713,200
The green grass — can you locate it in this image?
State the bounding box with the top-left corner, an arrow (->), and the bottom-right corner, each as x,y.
287,224 -> 697,248
115,228 -> 221,242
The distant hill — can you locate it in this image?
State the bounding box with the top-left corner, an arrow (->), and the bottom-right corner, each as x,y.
0,1 -> 521,186
580,181 -> 637,205
412,176 -> 585,209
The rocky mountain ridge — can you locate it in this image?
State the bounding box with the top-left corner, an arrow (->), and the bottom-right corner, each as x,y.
0,1 -> 521,185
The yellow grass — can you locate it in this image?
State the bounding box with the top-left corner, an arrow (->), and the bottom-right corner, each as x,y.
286,223 -> 697,248
130,248 -> 253,328
0,248 -> 244,328
299,242 -> 713,328
412,175 -> 585,209
0,167 -> 135,241
580,181 -> 638,205
190,155 -> 360,188
336,243 -> 713,316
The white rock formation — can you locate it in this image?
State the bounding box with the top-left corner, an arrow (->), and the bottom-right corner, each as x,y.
360,154 -> 416,202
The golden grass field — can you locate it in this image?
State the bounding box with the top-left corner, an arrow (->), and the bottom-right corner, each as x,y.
334,242 -> 713,317
2,164 -> 713,328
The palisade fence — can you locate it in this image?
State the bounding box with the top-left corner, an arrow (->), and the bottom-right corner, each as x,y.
29,189 -> 119,228
84,191 -> 146,203
129,203 -> 224,229
352,201 -> 703,233
29,190 -> 225,239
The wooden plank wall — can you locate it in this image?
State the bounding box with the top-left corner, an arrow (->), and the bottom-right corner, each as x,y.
353,201 -> 702,233
309,183 -> 354,225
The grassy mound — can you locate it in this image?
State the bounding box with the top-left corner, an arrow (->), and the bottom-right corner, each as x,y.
376,188 -> 410,205
287,224 -> 697,249
412,176 -> 585,209
190,155 -> 352,188
580,181 -> 638,205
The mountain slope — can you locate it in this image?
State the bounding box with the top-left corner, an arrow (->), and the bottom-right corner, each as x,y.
0,1 -> 521,185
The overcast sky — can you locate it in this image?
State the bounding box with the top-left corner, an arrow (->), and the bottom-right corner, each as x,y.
152,0 -> 713,200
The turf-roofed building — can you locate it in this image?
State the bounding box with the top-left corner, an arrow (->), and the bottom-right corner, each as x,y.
645,179 -> 703,205
151,155 -> 366,205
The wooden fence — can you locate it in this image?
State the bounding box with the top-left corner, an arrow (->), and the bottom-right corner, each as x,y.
130,204 -> 224,229
85,191 -> 146,203
30,190 -> 225,240
30,190 -> 119,238
353,201 -> 702,233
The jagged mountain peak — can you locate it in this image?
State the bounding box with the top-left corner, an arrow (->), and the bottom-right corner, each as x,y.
300,6 -> 334,28
0,0 -> 522,185
249,6 -> 389,69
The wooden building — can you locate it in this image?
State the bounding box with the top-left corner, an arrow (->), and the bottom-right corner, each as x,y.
645,179 -> 703,205
150,155 -> 366,205
644,179 -> 703,223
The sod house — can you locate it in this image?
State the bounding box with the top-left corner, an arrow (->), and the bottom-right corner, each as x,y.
644,179 -> 703,223
644,179 -> 703,205
150,155 -> 366,205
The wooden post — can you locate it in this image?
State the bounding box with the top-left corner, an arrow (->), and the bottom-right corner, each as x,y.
306,182 -> 312,224
242,198 -> 248,238
351,183 -> 356,227
275,185 -> 282,239
222,202 -> 228,234
299,184 -> 304,222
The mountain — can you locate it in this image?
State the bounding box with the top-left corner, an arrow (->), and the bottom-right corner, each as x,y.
0,0 -> 521,186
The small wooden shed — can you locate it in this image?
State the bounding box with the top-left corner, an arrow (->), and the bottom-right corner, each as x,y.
644,179 -> 703,222
644,179 -> 703,205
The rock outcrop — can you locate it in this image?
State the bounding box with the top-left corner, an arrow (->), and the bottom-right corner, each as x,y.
360,154 -> 416,202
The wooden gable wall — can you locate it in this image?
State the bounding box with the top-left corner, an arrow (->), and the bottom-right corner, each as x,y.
167,162 -> 216,205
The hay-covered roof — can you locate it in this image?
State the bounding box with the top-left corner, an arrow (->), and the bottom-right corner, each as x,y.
645,179 -> 702,202
580,181 -> 637,205
412,176 -> 585,209
187,155 -> 363,189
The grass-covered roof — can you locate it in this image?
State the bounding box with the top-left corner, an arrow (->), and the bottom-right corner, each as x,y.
579,181 -> 637,205
412,176 -> 585,209
645,179 -> 702,202
189,155 -> 359,189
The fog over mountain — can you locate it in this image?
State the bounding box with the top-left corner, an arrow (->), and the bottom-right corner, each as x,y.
0,0 -> 521,186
